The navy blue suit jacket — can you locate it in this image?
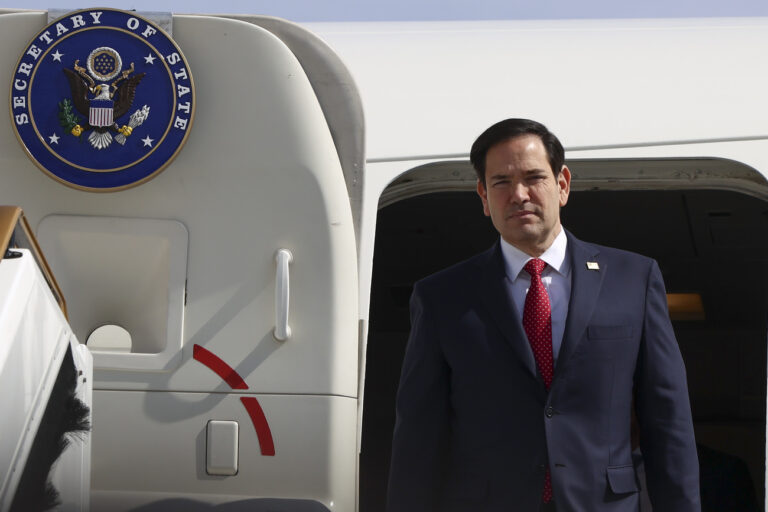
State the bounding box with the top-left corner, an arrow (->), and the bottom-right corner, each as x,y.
387,231 -> 700,512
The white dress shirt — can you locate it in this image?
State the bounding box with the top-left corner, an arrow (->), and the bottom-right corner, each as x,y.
500,228 -> 571,365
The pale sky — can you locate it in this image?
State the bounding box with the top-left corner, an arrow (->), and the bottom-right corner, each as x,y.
4,0 -> 768,21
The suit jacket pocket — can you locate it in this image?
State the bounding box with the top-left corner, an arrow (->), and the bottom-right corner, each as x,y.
606,464 -> 638,494
588,325 -> 633,340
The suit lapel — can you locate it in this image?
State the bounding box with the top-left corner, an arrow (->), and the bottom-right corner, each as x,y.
556,231 -> 606,372
476,242 -> 539,380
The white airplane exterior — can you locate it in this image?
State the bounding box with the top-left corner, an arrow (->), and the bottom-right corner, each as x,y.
0,8 -> 766,511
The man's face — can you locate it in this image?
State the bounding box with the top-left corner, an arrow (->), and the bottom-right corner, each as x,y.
477,134 -> 571,256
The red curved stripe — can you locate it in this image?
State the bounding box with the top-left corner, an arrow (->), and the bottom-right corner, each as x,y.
193,345 -> 276,455
241,397 -> 276,456
193,344 -> 249,390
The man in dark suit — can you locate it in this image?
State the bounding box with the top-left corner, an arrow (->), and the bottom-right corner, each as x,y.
386,119 -> 700,511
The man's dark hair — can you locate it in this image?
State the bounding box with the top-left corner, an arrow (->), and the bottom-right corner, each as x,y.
470,118 -> 565,184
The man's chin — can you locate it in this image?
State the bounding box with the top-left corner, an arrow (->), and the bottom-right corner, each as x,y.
501,230 -> 541,248
503,224 -> 540,240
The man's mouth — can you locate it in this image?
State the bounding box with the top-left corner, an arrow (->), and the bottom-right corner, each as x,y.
508,210 -> 535,219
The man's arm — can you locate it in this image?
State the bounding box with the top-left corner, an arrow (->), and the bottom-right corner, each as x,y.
386,282 -> 451,512
636,260 -> 701,511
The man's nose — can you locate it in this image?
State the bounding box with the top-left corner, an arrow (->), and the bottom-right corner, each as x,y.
510,182 -> 529,204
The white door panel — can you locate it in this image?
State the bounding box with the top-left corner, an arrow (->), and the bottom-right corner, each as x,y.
0,10 -> 359,507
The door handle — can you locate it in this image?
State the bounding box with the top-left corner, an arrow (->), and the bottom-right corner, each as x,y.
273,249 -> 293,341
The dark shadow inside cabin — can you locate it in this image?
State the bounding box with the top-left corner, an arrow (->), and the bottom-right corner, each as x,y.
360,189 -> 768,511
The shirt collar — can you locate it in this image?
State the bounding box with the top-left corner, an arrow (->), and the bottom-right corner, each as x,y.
500,227 -> 570,281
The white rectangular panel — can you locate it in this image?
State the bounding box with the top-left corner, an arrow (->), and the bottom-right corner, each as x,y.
206,420 -> 239,476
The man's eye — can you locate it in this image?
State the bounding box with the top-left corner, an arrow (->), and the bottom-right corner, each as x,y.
492,180 -> 508,187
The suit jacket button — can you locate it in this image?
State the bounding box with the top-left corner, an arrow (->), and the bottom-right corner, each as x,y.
545,406 -> 554,418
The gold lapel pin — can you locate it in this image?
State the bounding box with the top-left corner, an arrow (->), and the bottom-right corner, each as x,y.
586,261 -> 600,270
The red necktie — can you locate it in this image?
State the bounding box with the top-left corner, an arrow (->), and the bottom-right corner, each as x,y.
522,258 -> 554,503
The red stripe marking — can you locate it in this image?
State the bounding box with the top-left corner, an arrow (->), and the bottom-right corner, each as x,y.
192,345 -> 276,455
241,397 -> 276,456
193,344 -> 249,390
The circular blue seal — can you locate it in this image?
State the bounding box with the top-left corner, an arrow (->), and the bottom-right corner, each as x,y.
9,8 -> 195,191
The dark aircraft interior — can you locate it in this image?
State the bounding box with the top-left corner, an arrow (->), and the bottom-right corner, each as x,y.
361,188 -> 768,511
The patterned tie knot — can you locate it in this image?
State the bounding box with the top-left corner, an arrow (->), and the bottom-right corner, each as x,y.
524,258 -> 546,278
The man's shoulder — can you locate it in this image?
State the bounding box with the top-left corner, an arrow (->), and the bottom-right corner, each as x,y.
569,233 -> 656,269
589,241 -> 654,263
414,244 -> 495,294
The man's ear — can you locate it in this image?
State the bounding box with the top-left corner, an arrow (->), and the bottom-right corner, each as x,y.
477,180 -> 490,217
558,166 -> 571,207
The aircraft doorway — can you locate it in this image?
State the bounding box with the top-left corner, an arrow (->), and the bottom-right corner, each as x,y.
360,186 -> 768,511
